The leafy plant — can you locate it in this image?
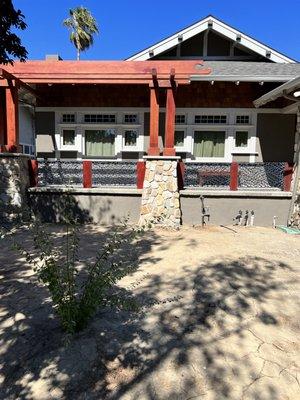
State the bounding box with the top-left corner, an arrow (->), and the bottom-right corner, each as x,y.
63,6 -> 99,60
0,0 -> 28,64
2,206 -> 145,335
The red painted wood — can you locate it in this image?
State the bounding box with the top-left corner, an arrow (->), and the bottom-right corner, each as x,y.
0,88 -> 6,148
83,160 -> 92,188
283,162 -> 294,191
1,60 -> 211,84
5,85 -> 19,152
177,161 -> 185,190
148,87 -> 160,156
136,161 -> 146,189
230,162 -> 239,191
163,87 -> 176,156
28,159 -> 38,187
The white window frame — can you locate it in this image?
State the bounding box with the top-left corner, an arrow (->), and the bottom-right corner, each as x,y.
60,126 -> 79,151
191,128 -> 231,162
174,128 -> 188,152
20,143 -> 35,156
122,128 -> 141,152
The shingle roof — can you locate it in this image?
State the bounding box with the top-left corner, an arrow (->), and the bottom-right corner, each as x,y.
192,61 -> 300,81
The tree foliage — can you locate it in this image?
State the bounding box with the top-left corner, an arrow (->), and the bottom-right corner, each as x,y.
63,6 -> 99,60
0,0 -> 28,64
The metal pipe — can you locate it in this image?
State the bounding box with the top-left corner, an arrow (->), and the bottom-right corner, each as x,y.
287,105 -> 300,225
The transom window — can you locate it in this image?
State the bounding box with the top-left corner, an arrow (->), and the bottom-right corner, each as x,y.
62,114 -> 75,123
175,115 -> 186,124
85,129 -> 115,156
124,130 -> 137,146
194,131 -> 225,158
124,114 -> 138,124
84,114 -> 116,123
235,131 -> 248,148
62,129 -> 75,145
236,115 -> 250,124
175,130 -> 185,147
195,115 -> 227,124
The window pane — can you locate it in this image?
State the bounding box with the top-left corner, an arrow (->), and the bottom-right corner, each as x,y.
62,114 -> 75,123
63,130 -> 75,145
236,115 -> 250,124
124,130 -> 137,146
194,131 -> 225,157
175,130 -> 184,146
124,114 -> 138,124
175,115 -> 186,124
235,131 -> 248,147
85,130 -> 115,156
84,114 -> 115,123
195,115 -> 227,124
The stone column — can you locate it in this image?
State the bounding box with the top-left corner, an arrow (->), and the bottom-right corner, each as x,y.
0,153 -> 30,223
139,156 -> 181,228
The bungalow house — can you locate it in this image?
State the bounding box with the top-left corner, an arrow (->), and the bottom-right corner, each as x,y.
0,16 -> 299,226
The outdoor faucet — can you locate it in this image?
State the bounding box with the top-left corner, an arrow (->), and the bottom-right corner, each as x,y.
200,195 -> 210,226
233,210 -> 243,225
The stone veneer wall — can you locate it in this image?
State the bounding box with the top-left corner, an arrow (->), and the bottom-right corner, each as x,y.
0,154 -> 30,223
139,158 -> 181,228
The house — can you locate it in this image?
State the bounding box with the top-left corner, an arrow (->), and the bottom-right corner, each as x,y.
0,16 -> 299,226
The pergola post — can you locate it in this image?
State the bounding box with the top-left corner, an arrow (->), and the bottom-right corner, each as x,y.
5,83 -> 20,153
148,86 -> 160,156
163,85 -> 176,156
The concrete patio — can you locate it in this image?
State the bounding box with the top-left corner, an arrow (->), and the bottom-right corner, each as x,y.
0,225 -> 299,399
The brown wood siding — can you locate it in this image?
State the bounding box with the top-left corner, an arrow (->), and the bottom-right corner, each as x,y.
36,82 -> 285,109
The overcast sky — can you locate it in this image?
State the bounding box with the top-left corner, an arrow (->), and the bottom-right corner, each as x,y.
14,0 -> 300,61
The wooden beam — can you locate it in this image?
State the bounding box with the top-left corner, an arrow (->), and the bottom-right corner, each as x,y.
4,84 -> 20,152
148,87 -> 160,156
163,86 -> 176,156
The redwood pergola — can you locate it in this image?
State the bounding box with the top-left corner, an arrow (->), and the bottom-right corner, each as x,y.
0,61 -> 211,155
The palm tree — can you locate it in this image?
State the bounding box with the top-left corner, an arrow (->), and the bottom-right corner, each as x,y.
63,6 -> 98,60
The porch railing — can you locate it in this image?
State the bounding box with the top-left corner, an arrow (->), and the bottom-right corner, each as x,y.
31,159 -> 293,192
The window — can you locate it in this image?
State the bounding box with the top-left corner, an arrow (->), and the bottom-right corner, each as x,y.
195,115 -> 227,124
175,115 -> 186,124
124,114 -> 138,124
175,130 -> 184,147
124,130 -> 137,146
84,114 -> 116,123
62,129 -> 75,145
235,131 -> 248,148
62,114 -> 75,123
85,129 -> 115,156
20,144 -> 34,155
194,131 -> 225,157
236,115 -> 250,124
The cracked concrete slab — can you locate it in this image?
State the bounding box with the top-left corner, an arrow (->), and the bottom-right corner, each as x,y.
0,225 -> 299,399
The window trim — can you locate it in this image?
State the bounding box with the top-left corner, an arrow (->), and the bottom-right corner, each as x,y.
60,126 -> 78,151
122,128 -> 141,152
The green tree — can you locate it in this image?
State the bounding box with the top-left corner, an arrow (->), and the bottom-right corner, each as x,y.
0,0 -> 28,64
63,6 -> 99,60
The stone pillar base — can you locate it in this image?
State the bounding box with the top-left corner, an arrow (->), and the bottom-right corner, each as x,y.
139,156 -> 181,228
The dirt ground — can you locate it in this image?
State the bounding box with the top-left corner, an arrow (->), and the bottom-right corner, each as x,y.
0,224 -> 299,400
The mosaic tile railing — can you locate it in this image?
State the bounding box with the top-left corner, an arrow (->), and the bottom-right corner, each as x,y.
38,160 -> 83,186
184,162 -> 285,190
184,163 -> 231,189
92,161 -> 137,186
239,162 -> 285,190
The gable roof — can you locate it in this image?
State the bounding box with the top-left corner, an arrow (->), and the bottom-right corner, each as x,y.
126,15 -> 296,63
191,61 -> 300,82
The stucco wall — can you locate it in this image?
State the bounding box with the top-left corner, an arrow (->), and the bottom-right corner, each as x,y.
35,111 -> 56,158
256,114 -> 296,162
28,189 -> 291,227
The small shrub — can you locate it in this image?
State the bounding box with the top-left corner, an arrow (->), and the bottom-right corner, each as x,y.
2,210 -> 145,335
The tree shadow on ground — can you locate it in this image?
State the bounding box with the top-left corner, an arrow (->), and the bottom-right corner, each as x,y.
0,226 -> 298,400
